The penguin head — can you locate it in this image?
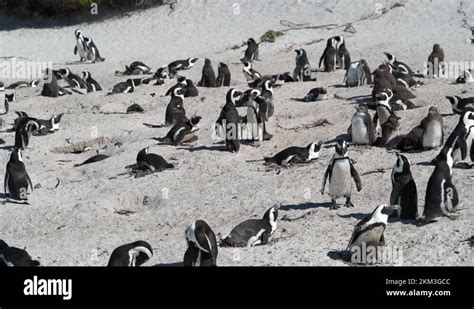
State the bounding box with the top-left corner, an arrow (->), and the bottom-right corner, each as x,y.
375,90 -> 391,103
307,141 -> 323,157
393,153 -> 411,175
333,35 -> 344,49
127,241 -> 153,267
190,114 -> 202,126
433,44 -> 441,52
137,147 -> 149,164
462,111 -> 474,130
242,61 -> 251,70
155,66 -> 169,79
126,79 -> 136,88
82,71 -> 90,80
51,113 -> 64,130
188,57 -> 198,65
204,58 -> 211,65
384,52 -> 396,64
335,140 -> 348,157
177,76 -> 187,86
172,86 -> 185,99
375,204 -> 400,218
263,80 -> 273,93
428,106 -> 439,115
295,49 -> 304,58
263,205 -> 280,225
355,104 -> 368,114
445,96 -> 460,110
75,29 -> 83,38
30,79 -> 40,87
10,148 -> 22,163
226,89 -> 242,105
247,38 -> 256,45
57,68 -> 70,78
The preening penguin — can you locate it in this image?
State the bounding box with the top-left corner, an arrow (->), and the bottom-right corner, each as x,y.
216,62 -> 231,87
84,36 -> 105,62
107,241 -> 153,267
397,107 -> 444,151
216,89 -> 242,153
0,82 -> 7,115
4,148 -> 34,203
184,220 -> 218,267
82,71 -> 102,92
56,68 -> 88,93
384,52 -> 414,75
321,140 -> 362,210
293,49 -> 316,82
344,59 -> 372,87
110,79 -> 136,95
333,35 -> 351,70
0,240 -> 40,266
157,115 -> 201,146
390,154 -> 418,220
15,117 -> 41,150
446,96 -> 474,115
136,147 -> 174,173
165,87 -> 187,126
197,58 -> 217,87
124,61 -> 152,75
264,142 -> 322,166
220,205 -> 279,247
319,37 -> 340,72
241,38 -> 259,62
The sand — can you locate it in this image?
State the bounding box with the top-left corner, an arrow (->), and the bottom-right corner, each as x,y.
0,0 -> 472,266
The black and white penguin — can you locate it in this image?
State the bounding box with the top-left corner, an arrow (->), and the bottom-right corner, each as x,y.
446,96 -> 474,115
264,142 -> 322,166
41,69 -> 71,97
34,113 -> 64,136
74,152 -> 109,167
107,241 -> 153,267
455,70 -> 473,84
216,89 -> 242,153
73,29 -> 89,62
157,115 -> 201,146
373,90 -> 394,128
242,61 -> 262,83
427,44 -> 445,77
344,59 -> 372,87
241,38 -> 259,62
346,204 -> 399,261
197,58 -> 217,87
6,79 -> 40,90
57,68 -> 88,93
124,61 -> 152,75
165,77 -> 198,97
12,111 -> 28,131
293,49 -> 315,81
0,240 -> 40,266
0,82 -> 7,115
184,220 -> 218,267
384,52 -> 414,75
110,79 -> 136,95
390,154 -> 418,220
220,206 -> 279,247
168,57 -> 199,72
82,71 -> 102,92
216,62 -> 231,87
348,104 -> 375,146
397,107 -> 444,151
319,37 -> 340,72
136,147 -> 174,172
165,76 -> 188,96
154,65 -> 171,80
260,80 -> 274,120
237,88 -> 261,107
165,87 -> 187,126
333,35 -> 351,70
373,113 -> 400,148
442,111 -> 474,166
293,87 -> 328,102
321,140 -> 362,210
4,148 -> 33,203
371,67 -> 396,102
84,36 -> 105,62
15,117 -> 40,150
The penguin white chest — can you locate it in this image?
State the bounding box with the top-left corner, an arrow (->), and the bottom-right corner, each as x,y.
422,121 -> 442,149
76,39 -> 87,57
351,117 -> 369,144
329,160 -> 352,198
352,226 -> 385,248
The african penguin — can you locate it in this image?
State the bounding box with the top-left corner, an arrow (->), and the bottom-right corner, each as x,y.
216,89 -> 242,153
168,57 -> 199,72
124,61 -> 152,75
333,35 -> 351,70
74,153 -> 110,167
197,58 -> 217,87
427,44 -> 445,77
15,117 -> 41,150
446,96 -> 474,115
293,49 -> 315,82
4,148 -> 33,203
41,69 -> 71,97
319,37 -> 340,72
110,79 -> 136,95
321,140 -> 362,209
107,241 -> 153,267
165,87 -> 187,126
184,220 -> 218,267
73,29 -> 89,62
157,115 -> 201,145
390,154 -> 418,220
344,59 -> 372,87
57,68 -> 88,93
136,147 -> 174,172
84,36 -> 105,62
0,240 -> 40,266
0,82 -> 7,115
34,113 -> 64,136
242,61 -> 262,83
384,52 -> 414,75
293,87 -> 328,102
6,79 -> 40,89
241,38 -> 259,62
82,71 -> 102,92
216,62 -> 231,87
220,205 -> 279,247
264,142 -> 322,166
348,104 -> 375,146
455,70 -> 473,84
238,89 -> 261,107
373,113 -> 400,148
397,107 -> 444,151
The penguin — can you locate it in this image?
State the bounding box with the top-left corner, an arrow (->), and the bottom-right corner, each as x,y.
455,70 -> 473,84
348,104 -> 375,146
371,68 -> 396,102
216,62 -> 231,87
136,147 -> 174,172
110,79 -> 136,95
34,113 -> 64,136
82,71 -> 102,92
41,69 -> 71,97
165,76 -> 187,96
154,65 -> 170,80
197,58 -> 216,87
447,111 -> 474,166
4,148 -> 33,203
293,87 -> 328,102
384,87 -> 417,111
272,72 -> 295,86
74,153 -> 110,167
124,61 -> 152,75
165,77 -> 199,97
260,80 -> 274,120
73,29 -> 89,62
446,96 -> 474,115
384,52 -> 414,75
107,241 -> 153,267
390,154 -> 418,220
321,140 -> 362,209
84,36 -> 105,62
397,107 -> 444,151
390,64 -> 417,88
6,79 -> 40,89
346,205 -> 399,262
168,57 -> 199,72
293,49 -> 315,81
184,220 -> 218,267
237,88 -> 261,107
241,38 -> 259,62
15,117 -> 40,150
333,35 -> 351,70
373,90 -> 394,127
423,134 -> 467,222
165,87 -> 187,126
12,111 -> 28,131
319,37 -> 340,72
427,44 -> 445,77
0,82 -> 7,115
264,142 -> 322,166
220,206 -> 279,247
216,89 -> 242,153
157,115 -> 201,145
344,59 -> 372,87
373,113 -> 400,148
242,61 -> 262,83
0,240 -> 40,266
57,68 -> 88,92
246,95 -> 265,145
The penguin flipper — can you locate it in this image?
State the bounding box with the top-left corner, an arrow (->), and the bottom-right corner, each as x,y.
456,136 -> 468,160
318,51 -> 325,69
350,162 -> 362,192
4,171 -> 9,196
25,172 -> 34,192
320,164 -> 331,195
74,46 -> 77,55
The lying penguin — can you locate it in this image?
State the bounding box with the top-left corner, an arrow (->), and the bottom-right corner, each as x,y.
107,241 -> 153,267
184,220 -> 218,267
220,205 -> 279,247
156,115 -> 201,146
264,142 -> 322,166
136,147 -> 174,173
0,240 -> 40,266
292,87 -> 328,102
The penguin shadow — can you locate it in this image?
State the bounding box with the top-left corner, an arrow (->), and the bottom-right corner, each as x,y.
152,262 -> 183,267
177,145 -> 225,153
280,202 -> 332,211
337,212 -> 367,221
0,145 -> 16,151
327,250 -> 349,262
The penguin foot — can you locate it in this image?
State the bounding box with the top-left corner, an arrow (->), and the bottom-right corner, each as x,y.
263,133 -> 273,141
345,199 -> 354,208
330,200 -> 340,210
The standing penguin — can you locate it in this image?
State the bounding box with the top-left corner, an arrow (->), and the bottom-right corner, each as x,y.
184,220 -> 218,267
157,115 -> 201,146
4,148 -> 33,203
373,90 -> 394,128
321,140 -> 362,209
427,44 -> 445,77
15,117 -> 40,150
216,62 -> 231,87
82,71 -> 102,92
107,241 -> 153,267
333,35 -> 351,70
216,89 -> 242,153
0,240 -> 40,266
344,59 -> 372,87
293,49 -> 315,81
0,82 -> 8,115
73,29 -> 89,62
319,38 -> 340,72
220,206 -> 279,247
242,61 -> 262,83
390,154 -> 418,220
165,77 -> 199,97
348,104 -> 375,146
84,36 -> 105,62
165,87 -> 187,126
57,68 -> 88,93
445,111 -> 474,166
241,38 -> 259,62
197,58 -> 217,87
